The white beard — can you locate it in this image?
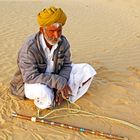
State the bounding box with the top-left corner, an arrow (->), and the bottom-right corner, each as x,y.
45,36 -> 61,46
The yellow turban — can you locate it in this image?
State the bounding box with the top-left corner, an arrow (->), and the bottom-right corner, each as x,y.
37,6 -> 67,27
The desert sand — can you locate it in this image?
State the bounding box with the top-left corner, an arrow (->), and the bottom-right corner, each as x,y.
0,0 -> 140,139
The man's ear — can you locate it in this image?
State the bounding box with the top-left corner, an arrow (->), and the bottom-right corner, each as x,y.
39,27 -> 43,33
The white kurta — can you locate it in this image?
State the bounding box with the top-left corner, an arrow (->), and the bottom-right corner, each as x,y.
24,34 -> 97,109
39,33 -> 57,73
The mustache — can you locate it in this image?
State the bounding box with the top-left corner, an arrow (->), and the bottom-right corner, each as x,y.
47,37 -> 59,41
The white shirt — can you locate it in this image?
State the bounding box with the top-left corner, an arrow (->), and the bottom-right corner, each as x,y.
39,33 -> 58,74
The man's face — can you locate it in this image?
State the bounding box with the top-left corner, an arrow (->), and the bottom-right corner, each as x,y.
42,24 -> 62,45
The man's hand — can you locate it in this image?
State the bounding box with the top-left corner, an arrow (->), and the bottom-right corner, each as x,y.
59,84 -> 72,100
55,92 -> 64,106
55,84 -> 72,106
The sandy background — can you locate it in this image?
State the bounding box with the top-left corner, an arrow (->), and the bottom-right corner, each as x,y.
0,0 -> 140,139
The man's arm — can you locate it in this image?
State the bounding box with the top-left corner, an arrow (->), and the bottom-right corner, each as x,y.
18,48 -> 67,91
58,41 -> 72,81
55,40 -> 72,103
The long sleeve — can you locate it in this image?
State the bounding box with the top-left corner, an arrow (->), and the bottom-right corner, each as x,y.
18,47 -> 67,90
58,41 -> 72,81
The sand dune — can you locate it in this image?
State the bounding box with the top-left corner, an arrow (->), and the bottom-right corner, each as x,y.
0,0 -> 140,139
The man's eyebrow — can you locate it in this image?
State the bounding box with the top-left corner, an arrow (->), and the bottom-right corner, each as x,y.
48,28 -> 62,31
48,29 -> 55,31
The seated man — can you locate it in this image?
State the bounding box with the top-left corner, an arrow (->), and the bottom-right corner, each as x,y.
10,6 -> 96,109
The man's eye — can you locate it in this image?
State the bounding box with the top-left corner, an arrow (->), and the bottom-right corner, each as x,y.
48,30 -> 54,33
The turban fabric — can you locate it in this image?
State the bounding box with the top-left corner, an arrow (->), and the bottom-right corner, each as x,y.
37,6 -> 67,27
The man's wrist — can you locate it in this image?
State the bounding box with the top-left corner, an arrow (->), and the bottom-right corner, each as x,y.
57,75 -> 67,90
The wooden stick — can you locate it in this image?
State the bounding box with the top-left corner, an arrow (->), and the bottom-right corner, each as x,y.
12,112 -> 128,140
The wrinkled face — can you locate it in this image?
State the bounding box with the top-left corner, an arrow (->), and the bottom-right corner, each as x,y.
41,24 -> 62,45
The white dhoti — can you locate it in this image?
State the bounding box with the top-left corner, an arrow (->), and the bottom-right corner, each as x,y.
24,63 -> 96,109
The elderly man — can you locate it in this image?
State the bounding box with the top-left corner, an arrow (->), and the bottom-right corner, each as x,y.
10,6 -> 96,109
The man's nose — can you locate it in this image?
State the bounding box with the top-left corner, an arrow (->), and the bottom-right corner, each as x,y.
54,31 -> 59,38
